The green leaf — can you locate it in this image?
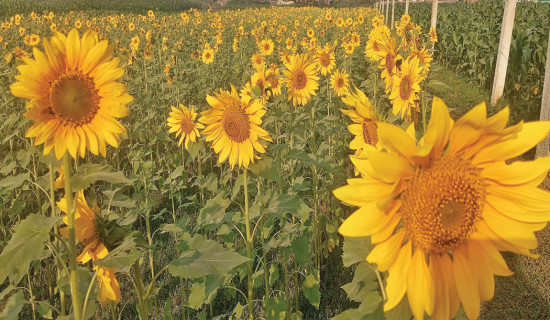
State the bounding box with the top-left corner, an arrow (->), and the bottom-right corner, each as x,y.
302,269 -> 320,309
71,164 -> 132,191
163,297 -> 175,320
332,292 -> 382,320
342,236 -> 372,267
291,235 -> 310,267
168,234 -> 250,279
37,301 -> 53,319
0,291 -> 25,320
93,234 -> 141,273
384,298 -> 413,320
264,295 -> 287,320
426,79 -> 452,92
187,140 -> 204,161
0,214 -> 59,284
0,172 -> 30,192
196,193 -> 231,229
231,302 -> 245,320
187,282 -> 206,310
341,263 -> 378,303
266,194 -> 302,218
249,156 -> 280,182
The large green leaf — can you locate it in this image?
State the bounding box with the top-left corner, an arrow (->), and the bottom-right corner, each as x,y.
342,236 -> 372,267
264,295 -> 287,320
331,292 -> 382,320
0,291 -> 26,320
187,282 -> 206,310
93,234 -> 141,273
0,172 -> 30,192
291,235 -> 310,267
0,214 -> 59,284
168,234 -> 250,279
341,263 -> 378,303
71,164 -> 132,191
195,192 -> 231,229
302,269 -> 320,309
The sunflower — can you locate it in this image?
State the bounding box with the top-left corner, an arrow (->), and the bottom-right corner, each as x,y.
259,39 -> 274,56
340,86 -> 381,159
429,27 -> 438,43
202,47 -> 214,64
365,25 -> 390,62
315,44 -> 336,76
389,57 -> 423,121
334,97 -> 550,320
251,52 -> 265,69
378,35 -> 402,94
282,53 -> 319,106
251,66 -> 270,104
330,69 -> 349,97
409,46 -> 432,78
10,28 -> 132,160
266,65 -> 282,97
199,86 -> 272,169
167,104 -> 203,150
58,190 -> 121,306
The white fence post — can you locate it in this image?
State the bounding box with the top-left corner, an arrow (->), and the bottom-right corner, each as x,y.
490,0 -> 517,106
385,0 -> 390,25
430,0 -> 438,29
391,0 -> 395,29
405,0 -> 409,15
536,29 -> 550,158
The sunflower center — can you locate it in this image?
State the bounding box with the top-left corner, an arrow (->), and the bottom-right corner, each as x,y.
255,78 -> 265,92
263,43 -> 270,51
399,75 -> 412,100
400,155 -> 486,253
361,119 -> 377,146
336,77 -> 345,88
222,104 -> 250,143
294,70 -> 307,90
372,40 -> 379,51
385,53 -> 395,76
319,53 -> 330,67
50,73 -> 99,126
180,117 -> 194,135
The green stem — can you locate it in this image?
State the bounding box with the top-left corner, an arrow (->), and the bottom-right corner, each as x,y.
243,169 -> 254,320
310,104 -> 320,270
283,255 -> 290,317
49,164 -> 66,315
63,153 -> 82,320
143,177 -> 155,280
81,270 -> 98,319
421,90 -> 427,135
27,273 -> 36,320
131,262 -> 149,320
197,151 -> 204,206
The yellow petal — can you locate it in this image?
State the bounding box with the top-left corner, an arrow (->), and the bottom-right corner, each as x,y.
367,229 -> 405,271
384,241 -> 412,312
453,245 -> 480,320
407,249 -> 434,319
449,102 -> 486,156
424,97 -> 451,159
338,203 -> 395,237
482,157 -> 550,186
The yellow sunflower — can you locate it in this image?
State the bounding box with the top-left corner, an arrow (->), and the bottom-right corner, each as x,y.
334,97 -> 550,320
409,47 -> 432,78
167,104 -> 203,150
202,47 -> 214,64
199,86 -> 272,169
282,53 -> 319,106
251,65 -> 270,104
389,57 -> 423,121
378,35 -> 402,94
251,52 -> 265,69
330,69 -> 350,97
315,44 -> 336,76
259,39 -> 274,56
429,27 -> 438,43
96,266 -> 121,307
266,65 -> 282,97
365,25 -> 390,62
10,28 -> 133,159
340,86 -> 381,159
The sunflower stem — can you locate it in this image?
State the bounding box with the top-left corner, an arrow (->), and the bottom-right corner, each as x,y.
310,103 -> 320,270
81,270 -> 98,319
197,150 -> 204,207
143,177 -> 155,280
421,90 -> 427,135
243,169 -> 254,320
63,152 -> 82,320
49,163 -> 66,315
27,272 -> 36,320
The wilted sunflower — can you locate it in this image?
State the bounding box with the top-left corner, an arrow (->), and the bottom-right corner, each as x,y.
340,86 -> 381,159
10,28 -> 133,159
330,69 -> 349,97
282,53 -> 319,106
389,57 -> 423,121
58,190 -> 121,306
167,104 -> 203,150
199,86 -> 272,169
334,97 -> 550,320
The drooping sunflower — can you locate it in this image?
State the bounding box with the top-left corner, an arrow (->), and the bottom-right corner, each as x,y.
199,86 -> 272,169
330,69 -> 349,97
58,190 -> 121,306
282,53 -> 319,106
334,97 -> 550,320
389,57 -> 423,121
315,44 -> 336,76
10,28 -> 133,159
340,86 -> 381,159
202,47 -> 214,64
167,104 -> 203,150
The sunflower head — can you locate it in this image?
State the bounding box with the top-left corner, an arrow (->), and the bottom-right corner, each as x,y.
167,104 -> 204,150
10,28 -> 133,159
199,86 -> 272,169
389,56 -> 423,121
330,69 -> 349,97
282,53 -> 320,106
334,97 -> 550,320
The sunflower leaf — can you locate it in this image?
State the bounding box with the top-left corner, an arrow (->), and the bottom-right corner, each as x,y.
0,291 -> 26,320
70,164 -> 132,191
342,236 -> 372,267
0,214 -> 59,284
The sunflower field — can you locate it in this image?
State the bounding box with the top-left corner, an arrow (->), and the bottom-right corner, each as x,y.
1,2 -> 550,320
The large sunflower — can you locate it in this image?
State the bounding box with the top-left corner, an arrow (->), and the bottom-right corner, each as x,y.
389,57 -> 423,121
167,104 -> 203,150
334,97 -> 550,320
10,28 -> 132,159
283,53 -> 319,106
199,86 -> 272,169
340,86 -> 381,159
315,44 -> 336,76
